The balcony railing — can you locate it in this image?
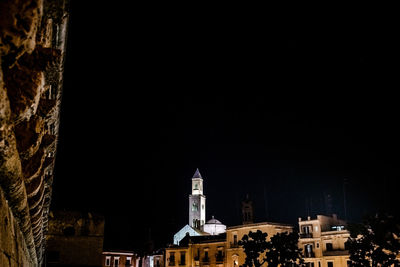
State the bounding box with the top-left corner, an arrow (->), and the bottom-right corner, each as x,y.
202,257 -> 210,263
304,252 -> 315,258
230,242 -> 240,248
323,250 -> 349,256
300,233 -> 313,238
216,257 -> 224,263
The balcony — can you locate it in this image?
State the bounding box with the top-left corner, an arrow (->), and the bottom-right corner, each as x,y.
303,252 -> 315,258
323,250 -> 349,256
230,242 -> 240,248
300,233 -> 313,238
216,257 -> 224,264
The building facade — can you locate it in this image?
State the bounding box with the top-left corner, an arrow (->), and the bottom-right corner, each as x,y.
226,222 -> 294,267
166,234 -> 227,267
141,249 -> 165,267
298,214 -> 350,267
46,211 -> 105,267
102,251 -> 139,267
167,221 -> 294,267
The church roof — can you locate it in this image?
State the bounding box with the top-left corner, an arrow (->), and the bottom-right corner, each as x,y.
192,168 -> 202,179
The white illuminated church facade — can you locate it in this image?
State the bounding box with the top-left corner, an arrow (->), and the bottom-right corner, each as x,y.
173,169 -> 226,245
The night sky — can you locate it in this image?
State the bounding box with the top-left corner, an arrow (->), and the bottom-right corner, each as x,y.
50,3 -> 398,253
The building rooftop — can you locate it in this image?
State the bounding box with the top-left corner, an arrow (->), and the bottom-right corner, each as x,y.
227,221 -> 293,230
206,216 -> 223,225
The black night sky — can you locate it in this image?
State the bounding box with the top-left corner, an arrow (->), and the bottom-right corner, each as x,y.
50,3 -> 398,253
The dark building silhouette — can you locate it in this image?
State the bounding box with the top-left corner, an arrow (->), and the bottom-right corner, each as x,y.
241,194 -> 254,224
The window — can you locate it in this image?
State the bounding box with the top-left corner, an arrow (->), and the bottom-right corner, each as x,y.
326,243 -> 333,251
318,262 -> 321,267
216,249 -> 224,262
194,248 -> 200,260
344,241 -> 350,250
304,244 -> 314,257
180,252 -> 186,265
302,225 -> 311,233
105,256 -> 111,266
316,242 -> 319,248
327,262 -> 334,267
192,203 -> 198,211
114,257 -> 120,266
203,250 -> 209,262
347,261 -> 351,267
169,252 -> 175,266
233,235 -> 238,245
126,257 -> 132,265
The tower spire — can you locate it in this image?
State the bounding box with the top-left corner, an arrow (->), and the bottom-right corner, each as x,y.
193,168 -> 202,179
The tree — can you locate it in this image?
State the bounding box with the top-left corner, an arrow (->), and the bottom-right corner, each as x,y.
238,230 -> 269,267
347,213 -> 400,267
238,230 -> 304,267
265,231 -> 304,267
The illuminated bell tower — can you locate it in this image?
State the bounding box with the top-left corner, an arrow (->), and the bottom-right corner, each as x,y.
189,168 -> 206,230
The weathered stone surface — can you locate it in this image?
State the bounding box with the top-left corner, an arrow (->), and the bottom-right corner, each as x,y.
0,0 -> 69,266
46,211 -> 105,266
0,187 -> 33,266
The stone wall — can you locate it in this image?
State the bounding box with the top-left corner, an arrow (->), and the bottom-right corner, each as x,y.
0,187 -> 32,266
0,0 -> 69,266
46,211 -> 105,267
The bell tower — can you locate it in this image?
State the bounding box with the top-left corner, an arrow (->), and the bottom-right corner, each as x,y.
189,168 -> 206,230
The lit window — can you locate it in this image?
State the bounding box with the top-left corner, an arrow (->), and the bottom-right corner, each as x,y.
105,256 -> 111,266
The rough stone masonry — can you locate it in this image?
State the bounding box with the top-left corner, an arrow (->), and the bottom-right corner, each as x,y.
0,0 -> 69,266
